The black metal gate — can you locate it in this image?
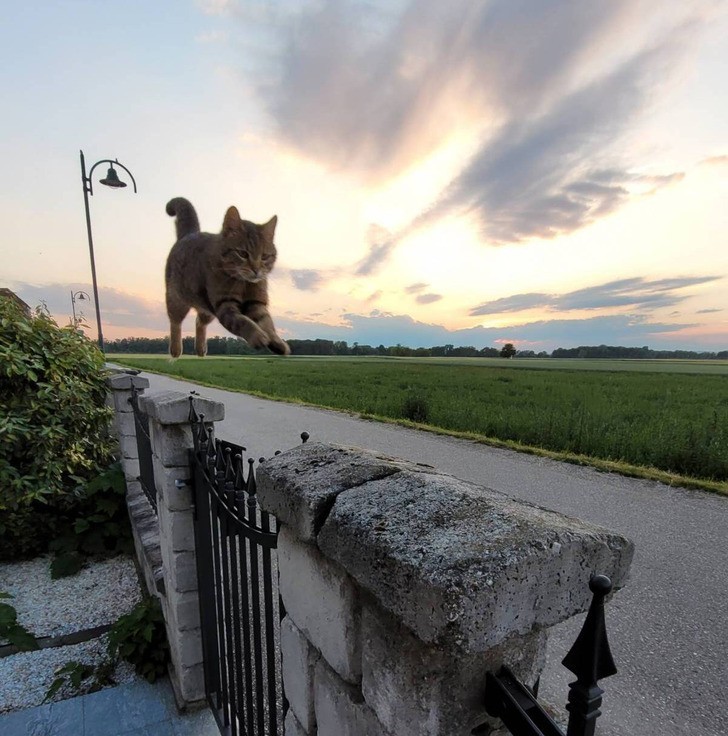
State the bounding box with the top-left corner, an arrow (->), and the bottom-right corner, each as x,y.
188,397 -> 307,736
130,383 -> 157,512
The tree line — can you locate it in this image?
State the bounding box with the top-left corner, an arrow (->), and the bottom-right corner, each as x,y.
104,336 -> 728,360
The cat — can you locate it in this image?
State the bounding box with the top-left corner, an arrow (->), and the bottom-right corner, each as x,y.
164,197 -> 290,358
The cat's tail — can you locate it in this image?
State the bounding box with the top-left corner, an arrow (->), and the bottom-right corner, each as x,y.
166,197 -> 200,240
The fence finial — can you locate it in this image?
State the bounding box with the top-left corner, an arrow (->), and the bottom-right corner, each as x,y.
562,574 -> 617,736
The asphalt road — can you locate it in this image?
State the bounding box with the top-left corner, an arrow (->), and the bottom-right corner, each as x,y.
131,369 -> 728,736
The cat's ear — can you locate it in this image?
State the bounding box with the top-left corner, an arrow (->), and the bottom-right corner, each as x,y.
261,215 -> 277,242
222,206 -> 242,235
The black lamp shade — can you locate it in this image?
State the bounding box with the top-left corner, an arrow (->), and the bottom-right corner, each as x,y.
100,166 -> 127,188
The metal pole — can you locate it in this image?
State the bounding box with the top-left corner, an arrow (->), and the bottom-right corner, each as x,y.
80,150 -> 104,351
70,290 -> 77,325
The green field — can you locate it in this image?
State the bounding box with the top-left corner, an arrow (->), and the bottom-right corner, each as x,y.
112,355 -> 728,490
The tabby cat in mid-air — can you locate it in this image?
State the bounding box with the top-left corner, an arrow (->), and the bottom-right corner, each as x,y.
164,197 -> 290,358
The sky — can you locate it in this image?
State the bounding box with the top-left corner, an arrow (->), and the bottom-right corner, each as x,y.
1,0 -> 726,352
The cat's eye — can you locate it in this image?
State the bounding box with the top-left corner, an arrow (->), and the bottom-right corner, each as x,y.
235,251 -> 249,261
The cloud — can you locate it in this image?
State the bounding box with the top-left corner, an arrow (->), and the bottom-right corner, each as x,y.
12,282 -> 168,331
416,293 -> 443,305
355,224 -> 396,276
290,269 -> 326,291
245,0 -> 702,251
469,276 -> 721,316
366,290 -> 383,303
700,154 -> 728,167
697,308 -> 723,314
405,282 -> 428,294
419,39 -> 689,242
276,310 -> 695,352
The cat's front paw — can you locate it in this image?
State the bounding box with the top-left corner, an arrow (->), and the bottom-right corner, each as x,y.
247,326 -> 271,351
268,336 -> 291,356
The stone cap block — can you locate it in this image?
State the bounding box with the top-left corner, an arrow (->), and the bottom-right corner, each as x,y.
305,453 -> 634,654
140,390 -> 224,425
107,373 -> 150,391
257,443 -> 436,542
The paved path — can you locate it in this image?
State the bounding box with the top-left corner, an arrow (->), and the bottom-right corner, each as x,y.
0,678 -> 217,736
138,370 -> 728,736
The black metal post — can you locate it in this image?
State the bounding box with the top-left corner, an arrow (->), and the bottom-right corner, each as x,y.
79,150 -> 138,352
562,575 -> 618,736
80,151 -> 104,351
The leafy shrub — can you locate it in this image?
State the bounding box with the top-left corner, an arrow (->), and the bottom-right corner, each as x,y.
0,591 -> 38,651
401,392 -> 430,423
108,597 -> 170,682
49,462 -> 133,578
0,298 -> 114,511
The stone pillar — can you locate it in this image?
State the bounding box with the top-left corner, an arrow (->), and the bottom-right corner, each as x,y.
106,372 -> 149,486
258,444 -> 634,736
139,389 -> 225,709
107,372 -> 164,597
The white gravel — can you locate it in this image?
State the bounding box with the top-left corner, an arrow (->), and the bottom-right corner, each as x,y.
0,555 -> 142,639
0,553 -> 145,712
0,634 -> 139,713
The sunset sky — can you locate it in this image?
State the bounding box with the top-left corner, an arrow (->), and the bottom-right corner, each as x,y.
2,0 -> 726,351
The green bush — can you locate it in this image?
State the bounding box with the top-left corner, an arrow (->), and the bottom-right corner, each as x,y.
0,298 -> 114,511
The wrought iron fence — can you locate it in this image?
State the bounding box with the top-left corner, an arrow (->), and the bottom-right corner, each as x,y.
188,395 -> 308,736
482,574 -> 617,736
129,383 -> 157,512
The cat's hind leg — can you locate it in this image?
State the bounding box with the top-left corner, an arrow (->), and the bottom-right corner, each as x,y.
166,294 -> 189,358
195,310 -> 215,357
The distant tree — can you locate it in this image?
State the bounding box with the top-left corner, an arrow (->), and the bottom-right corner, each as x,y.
500,343 -> 516,358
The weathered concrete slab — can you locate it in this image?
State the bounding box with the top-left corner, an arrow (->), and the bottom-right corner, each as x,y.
257,443 -> 435,541
140,390 -> 224,425
107,373 -> 150,391
318,468 -> 633,653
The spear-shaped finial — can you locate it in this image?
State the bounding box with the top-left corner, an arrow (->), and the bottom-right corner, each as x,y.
562,574 -> 617,736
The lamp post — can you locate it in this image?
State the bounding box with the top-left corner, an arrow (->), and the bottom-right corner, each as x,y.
80,150 -> 137,351
70,289 -> 91,327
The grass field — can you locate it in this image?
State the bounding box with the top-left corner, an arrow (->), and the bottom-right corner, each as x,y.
112,355 -> 728,491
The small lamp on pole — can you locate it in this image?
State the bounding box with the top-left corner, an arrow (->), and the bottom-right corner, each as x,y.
70,289 -> 91,327
80,150 -> 137,351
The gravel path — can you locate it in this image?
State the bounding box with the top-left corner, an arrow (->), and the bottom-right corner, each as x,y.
0,634 -> 138,714
0,555 -> 142,639
0,554 -> 144,713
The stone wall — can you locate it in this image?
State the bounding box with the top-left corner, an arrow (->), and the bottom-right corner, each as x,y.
108,380 -> 634,731
258,443 -> 634,736
107,376 -> 225,709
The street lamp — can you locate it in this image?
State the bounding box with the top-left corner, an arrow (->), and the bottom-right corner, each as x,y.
70,289 -> 92,327
80,150 -> 137,351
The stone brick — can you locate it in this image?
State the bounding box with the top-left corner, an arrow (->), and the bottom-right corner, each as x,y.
278,526 -> 361,684
140,390 -> 224,425
314,658 -> 389,736
107,373 -> 150,392
281,616 -> 320,732
167,623 -> 203,668
168,591 -> 201,632
318,468 -> 634,653
153,463 -> 193,511
108,389 -> 136,414
149,423 -> 195,468
167,551 -> 198,594
159,508 -> 196,553
284,710 -> 308,736
172,661 -> 205,705
360,602 -> 546,736
121,457 -> 141,484
114,411 -> 136,438
118,435 -> 139,461
257,444 -> 435,542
